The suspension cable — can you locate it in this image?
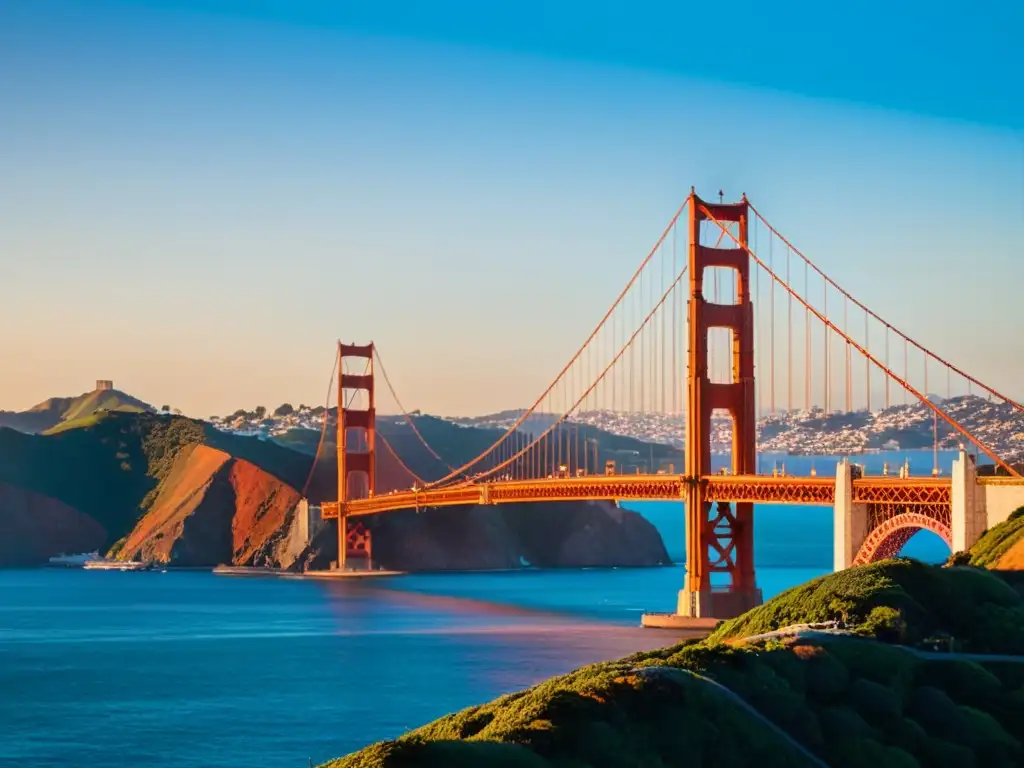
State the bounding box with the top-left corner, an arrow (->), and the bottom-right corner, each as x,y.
373,347 -> 459,474
748,202 -> 1022,411
702,204 -> 1018,476
300,346 -> 340,498
468,263 -> 689,484
424,197 -> 692,488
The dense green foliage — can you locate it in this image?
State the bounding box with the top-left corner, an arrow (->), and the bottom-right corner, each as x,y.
329,654 -> 818,768
327,562 -> 1024,768
969,506 -> 1024,568
329,635 -> 1024,768
711,559 -> 1024,654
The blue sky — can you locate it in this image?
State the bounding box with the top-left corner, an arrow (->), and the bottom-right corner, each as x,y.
1,0 -> 1021,417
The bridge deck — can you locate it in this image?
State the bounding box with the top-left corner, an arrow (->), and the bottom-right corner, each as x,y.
321,473 -> 960,518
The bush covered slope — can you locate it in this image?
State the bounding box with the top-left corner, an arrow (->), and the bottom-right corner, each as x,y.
711,559 -> 1024,654
968,507 -> 1024,569
327,561 -> 1024,768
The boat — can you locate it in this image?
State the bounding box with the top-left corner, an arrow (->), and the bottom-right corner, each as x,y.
47,551 -> 151,571
83,560 -> 151,571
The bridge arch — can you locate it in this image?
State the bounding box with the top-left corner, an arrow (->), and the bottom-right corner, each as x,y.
852,511 -> 952,566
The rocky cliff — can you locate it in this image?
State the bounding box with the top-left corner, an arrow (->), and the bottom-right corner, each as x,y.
0,410 -> 672,571
114,444 -> 305,567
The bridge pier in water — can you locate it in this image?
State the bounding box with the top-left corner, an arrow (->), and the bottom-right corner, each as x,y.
335,342 -> 376,571
673,191 -> 763,621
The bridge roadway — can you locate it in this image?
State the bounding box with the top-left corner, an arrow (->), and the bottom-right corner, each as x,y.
320,473 -> 955,518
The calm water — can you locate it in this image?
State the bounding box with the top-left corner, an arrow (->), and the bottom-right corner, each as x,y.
1,450 -> 953,767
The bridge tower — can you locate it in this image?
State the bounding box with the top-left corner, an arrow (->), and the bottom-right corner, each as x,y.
679,190 -> 763,619
336,342 -> 375,570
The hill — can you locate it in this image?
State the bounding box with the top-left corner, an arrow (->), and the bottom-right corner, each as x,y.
211,393 -> 1024,461
964,506 -> 1024,570
327,560 -> 1024,768
0,411 -> 670,569
265,414 -> 683,479
710,558 -> 1024,653
0,384 -> 153,434
0,410 -> 335,566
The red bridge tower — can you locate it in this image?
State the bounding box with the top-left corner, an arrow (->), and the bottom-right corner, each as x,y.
336,342 -> 375,570
680,190 -> 763,618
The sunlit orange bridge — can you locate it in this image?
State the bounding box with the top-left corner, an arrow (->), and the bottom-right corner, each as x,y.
316,189 -> 1024,622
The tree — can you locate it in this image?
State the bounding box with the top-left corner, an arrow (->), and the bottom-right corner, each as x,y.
231,409 -> 248,419
160,405 -> 170,413
254,405 -> 267,420
173,408 -> 183,416
946,550 -> 972,567
274,403 -> 295,417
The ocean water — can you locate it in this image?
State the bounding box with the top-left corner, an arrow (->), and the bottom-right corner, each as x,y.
0,449 -> 954,767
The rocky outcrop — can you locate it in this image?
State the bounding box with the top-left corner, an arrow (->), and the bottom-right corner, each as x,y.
113,441 -> 670,571
116,444 -> 303,567
0,483 -> 106,566
299,499 -> 671,572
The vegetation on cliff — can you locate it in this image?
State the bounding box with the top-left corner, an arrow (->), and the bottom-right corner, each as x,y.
0,409 -> 672,569
711,558 -> 1024,654
0,411 -> 317,551
966,507 -> 1024,569
328,560 -> 1024,768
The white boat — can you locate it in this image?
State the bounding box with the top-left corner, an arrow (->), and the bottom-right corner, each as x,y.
83,560 -> 150,571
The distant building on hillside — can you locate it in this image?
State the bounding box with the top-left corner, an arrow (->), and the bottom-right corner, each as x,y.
95,380 -> 114,391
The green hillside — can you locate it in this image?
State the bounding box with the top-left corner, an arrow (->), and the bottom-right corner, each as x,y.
328,560 -> 1024,768
965,507 -> 1024,569
0,410 -> 321,550
0,386 -> 153,434
711,558 -> 1024,653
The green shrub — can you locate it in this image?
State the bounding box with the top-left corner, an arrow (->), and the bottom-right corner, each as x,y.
913,660 -> 1002,708
860,605 -> 908,643
916,738 -> 977,768
907,686 -> 967,742
847,677 -> 903,726
714,560 -> 1024,654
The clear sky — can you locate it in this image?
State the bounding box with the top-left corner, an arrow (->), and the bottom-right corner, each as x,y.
2,0 -> 1022,418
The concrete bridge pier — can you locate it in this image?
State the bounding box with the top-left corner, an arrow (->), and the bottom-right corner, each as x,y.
951,450 -> 983,554
833,458 -> 868,571
833,449 -> 1024,570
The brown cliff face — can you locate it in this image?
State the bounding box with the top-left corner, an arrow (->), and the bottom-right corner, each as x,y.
0,483 -> 106,566
116,444 -> 303,567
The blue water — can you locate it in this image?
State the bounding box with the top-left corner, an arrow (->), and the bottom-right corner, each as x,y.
1,449 -> 954,767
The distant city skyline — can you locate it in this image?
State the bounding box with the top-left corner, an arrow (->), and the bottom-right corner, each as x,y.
3,0 -> 1021,418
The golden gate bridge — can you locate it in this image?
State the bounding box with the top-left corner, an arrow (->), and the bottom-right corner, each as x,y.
310,189 -> 1024,622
